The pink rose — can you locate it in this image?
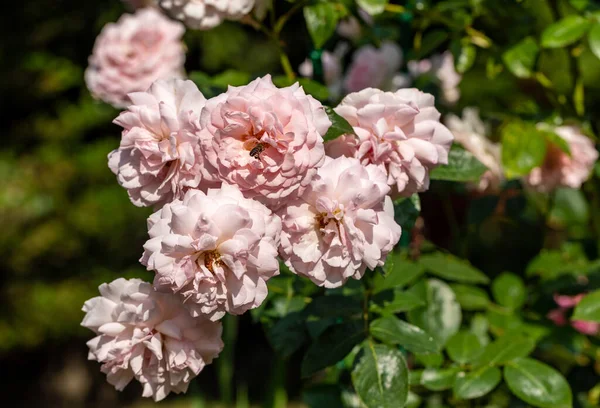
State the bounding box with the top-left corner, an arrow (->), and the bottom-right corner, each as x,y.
278,156 -> 401,288
343,42 -> 403,93
445,108 -> 503,192
141,183 -> 282,320
327,88 -> 454,196
85,8 -> 185,108
198,75 -> 330,210
81,278 -> 223,401
159,0 -> 256,30
525,125 -> 598,193
109,78 -> 216,208
548,293 -> 600,336
571,320 -> 600,335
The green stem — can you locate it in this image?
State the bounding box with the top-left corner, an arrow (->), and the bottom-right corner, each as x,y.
279,52 -> 295,81
265,357 -> 288,408
217,314 -> 238,406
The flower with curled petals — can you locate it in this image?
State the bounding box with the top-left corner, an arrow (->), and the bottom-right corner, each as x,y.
159,0 -> 256,30
109,78 -> 216,208
326,88 -> 454,196
85,8 -> 185,108
81,278 -> 223,401
524,125 -> 598,193
141,183 -> 282,320
198,75 -> 330,210
278,156 -> 401,288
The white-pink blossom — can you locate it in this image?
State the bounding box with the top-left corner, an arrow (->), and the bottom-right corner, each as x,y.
141,183 -> 281,320
408,51 -> 461,104
326,88 -> 454,196
109,78 -> 216,208
85,8 -> 185,108
198,75 -> 330,210
445,108 -> 503,192
278,156 -> 401,288
81,278 -> 223,401
525,125 -> 598,193
159,0 -> 256,30
343,42 -> 403,93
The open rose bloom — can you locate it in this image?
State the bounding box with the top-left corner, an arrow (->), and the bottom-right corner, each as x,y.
109,78 -> 216,208
85,8 -> 185,108
199,75 -> 330,209
159,0 -> 256,30
343,41 -> 403,93
141,184 -> 282,320
326,88 -> 453,196
547,293 -> 600,335
525,125 -> 598,193
81,278 -> 224,401
279,156 -> 401,288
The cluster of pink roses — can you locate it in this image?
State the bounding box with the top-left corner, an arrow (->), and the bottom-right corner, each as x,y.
82,73 -> 453,400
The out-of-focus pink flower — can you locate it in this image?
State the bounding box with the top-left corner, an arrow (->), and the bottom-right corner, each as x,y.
141,184 -> 281,320
81,278 -> 223,401
278,156 -> 401,288
85,8 -> 185,108
109,79 -> 216,208
445,108 -> 503,193
159,0 -> 256,30
198,75 -> 330,210
549,292 -> 599,336
327,88 -> 454,196
337,16 -> 362,40
299,44 -> 348,99
408,52 -> 461,104
343,42 -> 403,93
525,125 -> 598,193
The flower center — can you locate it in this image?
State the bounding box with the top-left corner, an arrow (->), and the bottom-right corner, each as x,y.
201,250 -> 222,273
315,209 -> 344,232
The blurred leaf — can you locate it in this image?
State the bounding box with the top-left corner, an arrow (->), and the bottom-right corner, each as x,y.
550,188 -> 590,228
492,272 -> 526,310
472,336 -> 536,368
393,194 -> 421,232
451,40 -> 477,73
453,366 -> 502,400
416,30 -> 449,58
539,48 -> 574,94
407,279 -> 462,346
414,352 -> 444,368
374,252 -> 424,292
352,342 -> 409,408
301,321 -> 366,377
450,284 -> 491,311
298,78 -> 330,101
357,0 -> 388,15
419,252 -> 490,284
543,129 -> 572,155
588,23 -> 600,59
421,367 -> 460,391
323,106 -> 354,142
371,316 -> 440,353
501,121 -> 547,178
502,37 -> 539,78
446,331 -> 483,364
371,290 -> 426,314
526,243 -> 590,279
303,385 -> 344,408
504,358 -> 572,408
269,312 -> 307,358
430,145 -> 488,182
470,314 -> 490,346
569,0 -> 588,11
574,78 -> 585,116
211,70 -> 252,87
572,289 -> 600,321
541,16 -> 591,48
304,3 -> 339,49
305,295 -> 362,318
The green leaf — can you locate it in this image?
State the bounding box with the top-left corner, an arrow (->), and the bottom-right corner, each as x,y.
417,30 -> 449,58
357,0 -> 389,15
370,316 -> 440,353
419,252 -> 490,284
323,106 -> 354,142
504,358 -> 572,408
211,70 -> 252,87
301,321 -> 366,377
502,37 -> 539,78
393,194 -> 421,233
446,331 -> 483,364
451,41 -> 477,74
374,253 -> 425,293
470,314 -> 490,346
304,3 -> 339,49
430,145 -> 488,182
305,295 -> 362,318
549,188 -> 590,228
541,16 -> 591,48
472,336 -> 536,368
572,289 -> 600,321
491,272 -> 526,310
421,367 -> 460,391
414,352 -> 444,368
298,78 -> 329,102
303,385 -> 344,408
538,48 -> 574,94
454,366 -> 501,400
269,311 -> 307,358
370,290 -> 426,314
501,121 -> 547,178
526,243 -> 590,280
588,23 -> 600,60
543,129 -> 572,155
352,342 -> 409,408
407,279 -> 462,346
450,284 -> 491,311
